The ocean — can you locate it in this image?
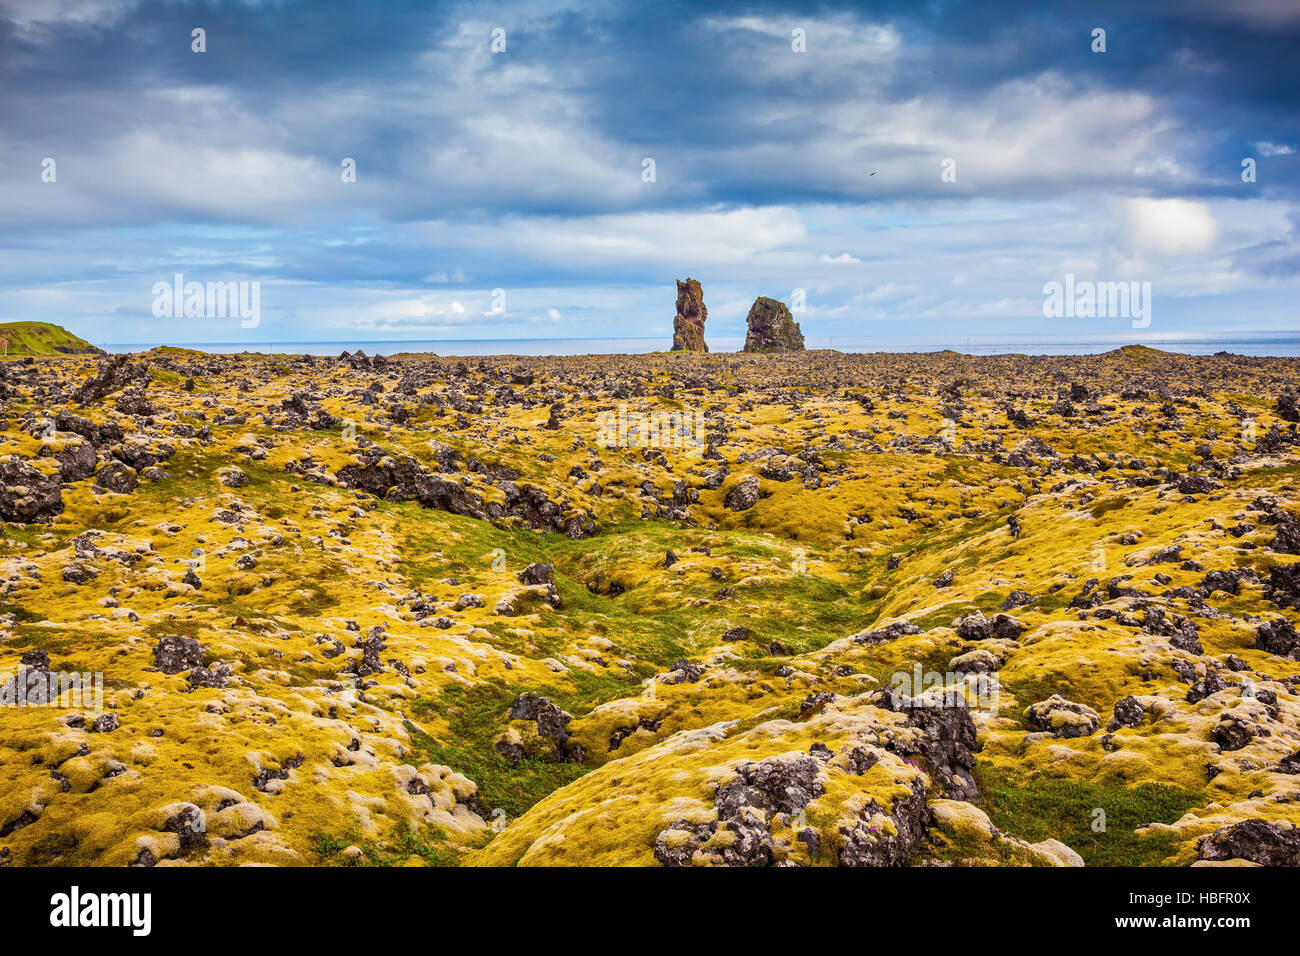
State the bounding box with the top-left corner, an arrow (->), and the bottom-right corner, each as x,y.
100,333 -> 1300,358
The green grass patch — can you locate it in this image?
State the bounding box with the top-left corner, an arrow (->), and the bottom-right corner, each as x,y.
977,764 -> 1202,866
407,681 -> 590,819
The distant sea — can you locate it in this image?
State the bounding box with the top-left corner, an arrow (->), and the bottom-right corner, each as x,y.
100,333 -> 1300,358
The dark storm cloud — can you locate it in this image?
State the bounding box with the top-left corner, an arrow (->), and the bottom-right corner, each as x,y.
4,0 -> 1296,225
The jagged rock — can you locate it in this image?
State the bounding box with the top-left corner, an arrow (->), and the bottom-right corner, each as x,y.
501,692 -> 582,764
0,457 -> 64,522
954,611 -> 1026,641
851,620 -> 922,645
89,712 -> 120,733
1265,564 -> 1300,610
714,755 -> 823,822
658,658 -> 706,684
670,278 -> 708,352
95,461 -> 137,494
154,635 -> 204,674
57,442 -> 98,482
219,467 -> 250,488
724,475 -> 761,511
1186,671 -> 1228,703
115,386 -> 156,416
517,563 -> 554,586
1175,474 -> 1215,496
837,778 -> 928,866
896,702 -> 981,802
742,297 -> 805,352
1257,618 -> 1300,658
1001,589 -> 1034,610
1273,517 -> 1300,555
74,354 -> 148,405
655,753 -> 824,868
1201,568 -> 1257,595
1197,819 -> 1300,865
1212,715 -> 1261,752
62,563 -> 97,584
1025,695 -> 1100,738
187,663 -> 232,690
1108,695 -> 1145,730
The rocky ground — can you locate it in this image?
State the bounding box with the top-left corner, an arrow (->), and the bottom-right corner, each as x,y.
1,345 -> 1299,867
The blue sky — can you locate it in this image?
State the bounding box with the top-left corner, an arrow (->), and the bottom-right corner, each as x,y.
1,0 -> 1298,346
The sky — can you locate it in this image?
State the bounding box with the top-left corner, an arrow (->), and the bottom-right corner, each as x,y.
1,0 -> 1298,348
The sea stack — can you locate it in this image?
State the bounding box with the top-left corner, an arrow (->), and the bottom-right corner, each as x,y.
671,278 -> 708,352
743,297 -> 805,352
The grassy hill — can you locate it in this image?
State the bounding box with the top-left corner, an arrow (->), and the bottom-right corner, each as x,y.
0,321 -> 103,356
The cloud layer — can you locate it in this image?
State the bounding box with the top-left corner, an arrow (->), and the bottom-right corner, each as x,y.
1,0 -> 1297,345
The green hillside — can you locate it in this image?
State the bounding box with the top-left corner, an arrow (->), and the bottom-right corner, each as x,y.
0,321 -> 104,356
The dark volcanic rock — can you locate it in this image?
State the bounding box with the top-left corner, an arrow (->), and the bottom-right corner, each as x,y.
852,620 -> 922,645
1277,393 -> 1300,424
501,692 -> 583,764
75,354 -> 148,405
724,475 -> 761,511
1256,617 -> 1300,658
1265,563 -> 1300,610
154,635 -> 204,674
1108,695 -> 1145,731
1212,715 -> 1260,751
95,461 -> 138,494
0,457 -> 64,522
954,611 -> 1026,641
837,778 -> 928,867
899,704 -> 980,802
115,385 -> 156,416
1024,695 -> 1100,738
671,278 -> 708,352
1197,819 -> 1300,866
743,297 -> 805,353
655,754 -> 825,867
57,442 -> 98,482
517,563 -> 554,586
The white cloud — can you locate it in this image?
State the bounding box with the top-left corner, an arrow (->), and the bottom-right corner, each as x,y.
414,207 -> 807,268
1109,197 -> 1219,262
0,0 -> 140,38
1256,142 -> 1297,157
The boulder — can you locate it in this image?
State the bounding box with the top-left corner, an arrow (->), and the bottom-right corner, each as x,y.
154,635 -> 204,674
1024,694 -> 1100,738
0,456 -> 64,522
1197,819 -> 1300,866
1256,617 -> 1299,658
724,475 -> 761,511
